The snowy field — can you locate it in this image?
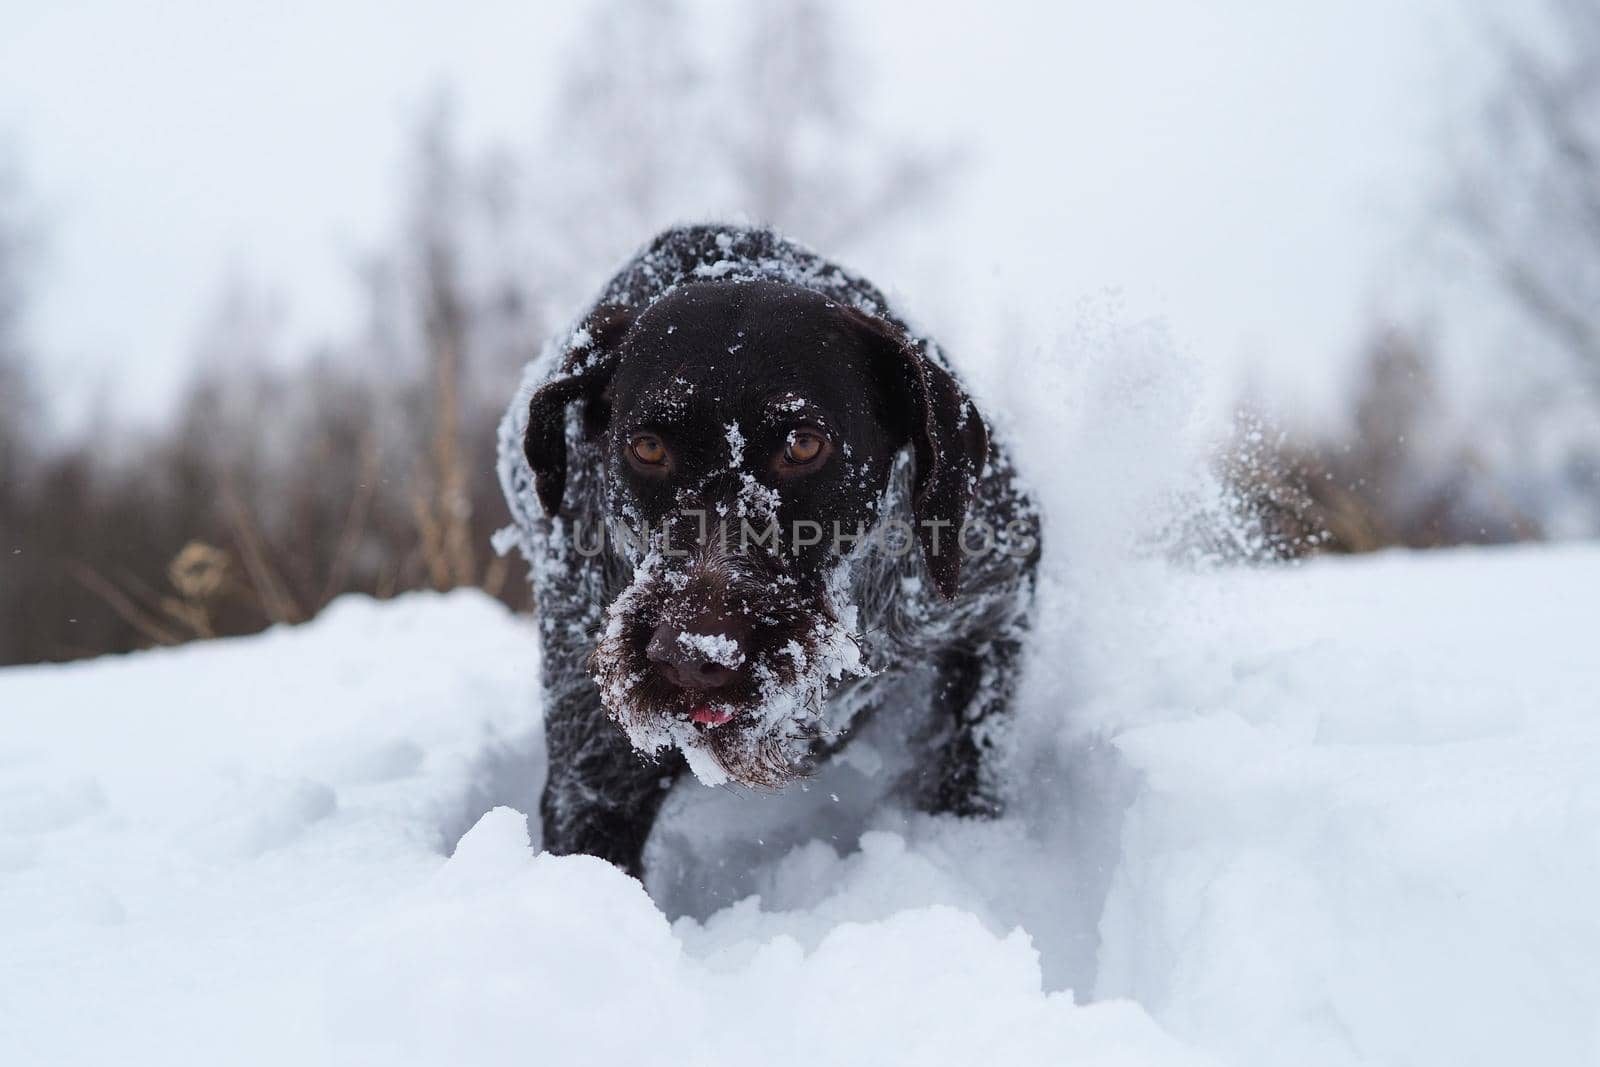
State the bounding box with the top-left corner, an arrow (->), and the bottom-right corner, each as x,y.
2,543 -> 1596,1065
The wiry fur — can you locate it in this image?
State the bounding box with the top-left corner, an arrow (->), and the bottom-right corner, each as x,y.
497,225 -> 1039,877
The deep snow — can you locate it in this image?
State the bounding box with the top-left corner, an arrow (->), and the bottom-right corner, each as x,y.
2,544 -> 1597,1065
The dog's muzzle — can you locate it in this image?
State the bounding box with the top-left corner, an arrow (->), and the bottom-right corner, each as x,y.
588,528 -> 866,787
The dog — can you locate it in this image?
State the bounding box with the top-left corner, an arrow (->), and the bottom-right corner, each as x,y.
497,225 -> 1039,878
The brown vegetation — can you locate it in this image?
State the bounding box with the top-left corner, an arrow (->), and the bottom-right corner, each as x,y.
1221,329 -> 1542,559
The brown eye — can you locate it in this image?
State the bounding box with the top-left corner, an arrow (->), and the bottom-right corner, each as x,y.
628,434 -> 669,468
782,430 -> 827,467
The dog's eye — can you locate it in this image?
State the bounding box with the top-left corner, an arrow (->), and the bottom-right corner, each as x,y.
627,434 -> 670,468
780,430 -> 828,469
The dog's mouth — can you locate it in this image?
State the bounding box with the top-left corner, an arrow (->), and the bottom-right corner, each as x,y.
687,702 -> 736,728
661,697 -> 740,729
632,657 -> 765,730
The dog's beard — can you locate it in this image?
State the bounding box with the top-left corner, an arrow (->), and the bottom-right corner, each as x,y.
589,551 -> 867,788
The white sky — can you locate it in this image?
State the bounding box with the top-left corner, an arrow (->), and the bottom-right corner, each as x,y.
1,0 -> 1485,432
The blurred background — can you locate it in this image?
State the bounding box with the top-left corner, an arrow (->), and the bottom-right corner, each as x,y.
0,0 -> 1595,665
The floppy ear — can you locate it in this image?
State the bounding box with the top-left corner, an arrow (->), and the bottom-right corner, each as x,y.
523,304 -> 634,516
845,307 -> 990,599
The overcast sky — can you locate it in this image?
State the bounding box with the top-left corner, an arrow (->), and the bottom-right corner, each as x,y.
2,0 -> 1485,431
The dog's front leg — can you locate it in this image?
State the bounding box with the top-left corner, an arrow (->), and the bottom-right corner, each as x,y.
920,634 -> 1023,818
540,683 -> 685,879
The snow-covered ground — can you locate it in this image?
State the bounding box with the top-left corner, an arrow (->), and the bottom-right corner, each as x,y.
2,543 -> 1596,1065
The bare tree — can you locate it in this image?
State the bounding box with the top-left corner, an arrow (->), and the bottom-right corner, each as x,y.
0,154 -> 33,483
727,0 -> 955,250
364,98 -> 547,594
407,104 -> 478,590
1449,0 -> 1600,385
0,155 -> 38,663
538,0 -> 953,276
1434,0 -> 1600,534
532,0 -> 704,284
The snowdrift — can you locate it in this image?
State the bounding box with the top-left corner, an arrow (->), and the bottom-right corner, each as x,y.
3,544 -> 1597,1065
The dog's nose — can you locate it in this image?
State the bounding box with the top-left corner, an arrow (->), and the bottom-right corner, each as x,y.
646,620 -> 749,691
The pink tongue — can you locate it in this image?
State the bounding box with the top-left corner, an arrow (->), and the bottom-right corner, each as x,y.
690,703 -> 734,726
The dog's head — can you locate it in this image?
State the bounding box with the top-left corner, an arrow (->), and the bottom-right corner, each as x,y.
523,280 -> 988,786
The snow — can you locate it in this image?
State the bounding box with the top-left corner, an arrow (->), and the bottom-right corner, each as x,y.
676,630 -> 745,668
3,542 -> 1597,1064
723,419 -> 746,468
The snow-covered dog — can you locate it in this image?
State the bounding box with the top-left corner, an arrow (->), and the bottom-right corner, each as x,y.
498,226 -> 1038,877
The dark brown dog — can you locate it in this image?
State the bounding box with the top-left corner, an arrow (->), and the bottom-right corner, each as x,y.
498,225 -> 1038,877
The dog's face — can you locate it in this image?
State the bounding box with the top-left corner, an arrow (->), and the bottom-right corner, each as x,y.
524,280 -> 988,787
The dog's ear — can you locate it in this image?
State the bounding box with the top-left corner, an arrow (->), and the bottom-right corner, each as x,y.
845,306 -> 990,599
523,303 -> 634,516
